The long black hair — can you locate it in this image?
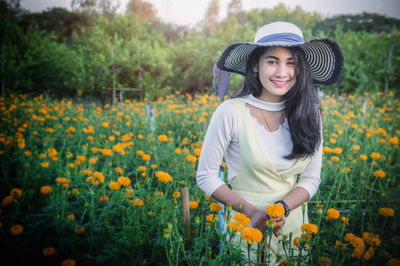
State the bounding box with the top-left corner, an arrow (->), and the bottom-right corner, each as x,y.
233,46 -> 321,159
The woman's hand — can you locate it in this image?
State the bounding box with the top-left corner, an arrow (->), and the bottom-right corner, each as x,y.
271,215 -> 286,236
248,208 -> 269,234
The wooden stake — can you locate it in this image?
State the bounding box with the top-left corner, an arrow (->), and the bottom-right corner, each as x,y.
181,187 -> 190,248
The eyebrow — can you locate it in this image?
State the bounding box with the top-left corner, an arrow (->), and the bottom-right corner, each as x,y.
265,56 -> 294,60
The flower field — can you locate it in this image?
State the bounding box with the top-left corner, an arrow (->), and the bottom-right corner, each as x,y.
0,91 -> 399,265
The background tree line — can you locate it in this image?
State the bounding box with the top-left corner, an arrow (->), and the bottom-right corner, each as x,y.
1,0 -> 399,101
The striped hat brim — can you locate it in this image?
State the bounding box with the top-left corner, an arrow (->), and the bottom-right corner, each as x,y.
217,38 -> 344,86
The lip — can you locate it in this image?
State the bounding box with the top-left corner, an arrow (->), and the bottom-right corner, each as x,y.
271,80 -> 289,87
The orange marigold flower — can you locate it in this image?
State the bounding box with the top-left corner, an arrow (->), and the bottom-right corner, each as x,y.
194,148 -> 201,157
137,134 -> 144,140
362,232 -> 381,247
115,167 -> 123,174
186,155 -> 197,163
352,145 -> 360,151
67,214 -> 75,221
389,136 -> 399,145
109,181 -> 121,190
155,171 -> 173,183
40,186 -> 52,195
387,258 -> 400,266
175,148 -> 182,154
42,247 -> 56,256
41,162 -> 49,168
241,227 -> 262,245
99,195 -> 110,202
293,237 -> 301,248
138,165 -> 147,172
318,256 -> 332,266
142,154 -> 151,161
172,191 -> 181,198
379,207 -> 394,217
209,203 -> 222,212
326,208 -> 340,220
227,221 -> 243,233
74,225 -> 85,234
374,170 -> 386,178
133,198 -> 144,206
10,188 -> 22,199
86,171 -> 105,185
233,213 -> 251,227
301,223 -> 318,235
56,177 -> 70,184
266,203 -> 285,218
371,152 -> 381,159
341,216 -> 349,225
118,176 -> 131,186
206,214 -> 214,222
360,154 -> 368,161
2,195 -> 14,206
265,220 -> 277,228
10,224 -> 23,236
101,149 -> 112,156
61,259 -> 76,266
101,122 -> 109,128
189,201 -> 199,209
158,134 -> 169,142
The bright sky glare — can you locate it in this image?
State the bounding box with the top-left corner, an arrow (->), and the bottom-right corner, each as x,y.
20,0 -> 400,27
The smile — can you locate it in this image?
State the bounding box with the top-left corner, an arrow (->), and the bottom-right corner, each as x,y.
271,80 -> 289,87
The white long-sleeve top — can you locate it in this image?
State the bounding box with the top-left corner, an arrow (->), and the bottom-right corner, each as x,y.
196,94 -> 322,199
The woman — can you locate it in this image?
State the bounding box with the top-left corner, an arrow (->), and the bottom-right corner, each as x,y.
196,22 -> 344,263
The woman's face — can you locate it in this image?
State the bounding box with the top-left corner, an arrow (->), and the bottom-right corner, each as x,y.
255,47 -> 296,102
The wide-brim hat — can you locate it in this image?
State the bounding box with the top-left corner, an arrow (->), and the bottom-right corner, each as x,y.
216,21 -> 344,86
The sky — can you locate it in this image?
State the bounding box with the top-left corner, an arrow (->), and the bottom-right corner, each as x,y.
20,0 -> 400,27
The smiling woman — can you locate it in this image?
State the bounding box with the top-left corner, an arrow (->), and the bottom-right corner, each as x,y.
196,21 -> 344,264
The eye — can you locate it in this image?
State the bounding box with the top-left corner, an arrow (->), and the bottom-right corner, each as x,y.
267,60 -> 277,65
287,61 -> 295,66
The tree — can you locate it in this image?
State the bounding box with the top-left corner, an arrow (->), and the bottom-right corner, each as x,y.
201,0 -> 220,33
227,0 -> 242,16
71,0 -> 120,17
126,0 -> 158,24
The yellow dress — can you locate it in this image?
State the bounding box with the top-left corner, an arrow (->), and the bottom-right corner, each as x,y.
230,99 -> 311,265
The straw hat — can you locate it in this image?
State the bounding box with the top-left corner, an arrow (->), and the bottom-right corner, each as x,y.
216,21 -> 344,86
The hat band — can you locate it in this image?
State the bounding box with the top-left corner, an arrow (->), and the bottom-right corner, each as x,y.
257,33 -> 304,44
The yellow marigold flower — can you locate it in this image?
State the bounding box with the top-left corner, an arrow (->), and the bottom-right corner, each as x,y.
362,232 -> 381,247
265,220 -> 277,228
172,191 -> 181,198
41,162 -> 49,168
101,149 -> 112,156
194,148 -> 201,157
175,148 -> 182,154
47,148 -> 58,157
318,256 -> 332,266
206,214 -> 214,222
109,181 -> 121,190
233,213 -> 251,227
379,207 -> 394,217
56,177 -> 70,184
101,122 -> 109,128
155,171 -> 173,183
331,156 -> 340,162
227,221 -> 243,233
293,237 -> 301,247
329,138 -> 336,144
138,165 -> 147,172
241,227 -> 262,245
389,136 -> 399,145
10,188 -> 22,199
99,195 -> 110,202
209,203 -> 222,212
133,198 -> 144,206
186,155 -> 197,162
266,203 -> 285,218
137,134 -> 144,140
142,154 -> 151,161
118,176 -> 131,186
301,223 -> 318,235
182,148 -> 189,154
332,147 -> 343,154
326,208 -> 340,220
360,154 -> 368,161
74,225 -> 85,234
341,216 -> 349,225
353,145 -> 360,151
42,247 -> 56,256
40,186 -> 52,195
388,258 -> 400,266
189,201 -> 199,209
86,171 -> 105,185
115,167 -> 123,174
371,152 -> 381,159
109,135 -> 115,141
374,170 -> 386,178
158,134 -> 169,142
2,195 -> 14,206
10,224 -> 23,236
181,138 -> 189,145
121,134 -> 131,142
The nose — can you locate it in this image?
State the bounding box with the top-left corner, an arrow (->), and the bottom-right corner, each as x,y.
275,63 -> 288,78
